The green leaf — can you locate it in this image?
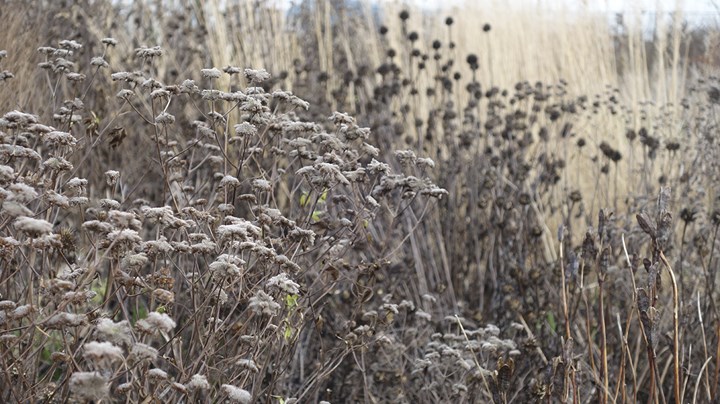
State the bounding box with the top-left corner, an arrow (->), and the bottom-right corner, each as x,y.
284,324 -> 293,341
285,294 -> 298,309
299,192 -> 310,207
131,307 -> 148,325
311,210 -> 323,221
90,278 -> 107,305
546,311 -> 557,333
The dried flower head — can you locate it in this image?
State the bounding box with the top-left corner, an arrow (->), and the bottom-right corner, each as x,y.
155,112 -> 175,125
201,68 -> 222,79
101,38 -> 118,46
248,290 -> 281,316
59,39 -> 82,50
152,288 -> 175,304
116,382 -> 133,394
3,201 -> 33,217
14,216 -> 53,236
135,46 -> 163,59
252,178 -> 271,192
234,122 -> 257,137
65,177 -> 88,195
69,372 -> 109,400
95,318 -> 132,345
223,66 -> 242,75
244,68 -> 271,84
267,272 -> 300,295
186,374 -> 210,391
219,175 -> 241,188
9,182 -> 39,202
148,368 -> 169,381
221,385 -> 252,404
136,312 -> 176,334
129,343 -> 158,363
44,312 -> 87,329
236,359 -> 259,372
83,341 -> 124,363
209,254 -> 245,277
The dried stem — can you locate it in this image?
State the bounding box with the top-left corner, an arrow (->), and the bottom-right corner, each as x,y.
659,251 -> 681,404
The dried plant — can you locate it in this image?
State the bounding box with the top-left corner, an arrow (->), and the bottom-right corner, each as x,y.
1,1 -> 719,403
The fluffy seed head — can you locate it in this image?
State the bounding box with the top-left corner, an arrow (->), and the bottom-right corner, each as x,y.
221,384 -> 252,403
14,216 -> 53,236
136,312 -> 176,334
186,374 -> 210,391
201,68 -> 222,79
69,372 -> 109,400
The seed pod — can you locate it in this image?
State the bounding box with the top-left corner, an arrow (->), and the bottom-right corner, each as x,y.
628,253 -> 638,273
637,288 -> 654,346
582,230 -> 597,263
656,186 -> 671,213
496,357 -> 515,392
636,212 -> 656,239
598,247 -> 611,281
647,262 -> 662,297
656,210 -> 673,252
563,338 -> 574,365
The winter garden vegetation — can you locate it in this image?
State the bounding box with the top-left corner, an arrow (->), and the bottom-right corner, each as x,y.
1,0 -> 720,402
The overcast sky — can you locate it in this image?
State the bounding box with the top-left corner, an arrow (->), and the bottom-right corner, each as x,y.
274,0 -> 719,24
412,0 -> 717,11
397,0 -> 718,15
391,0 -> 720,25
602,0 -> 716,12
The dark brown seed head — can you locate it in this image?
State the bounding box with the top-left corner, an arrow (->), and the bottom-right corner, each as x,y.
680,207 -> 697,223
582,230 -> 597,262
